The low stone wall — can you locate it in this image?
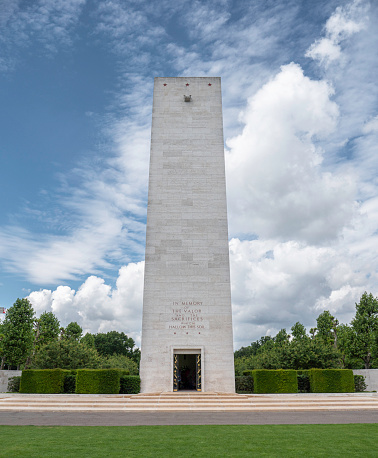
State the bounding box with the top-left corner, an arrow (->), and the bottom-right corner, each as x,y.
0,370 -> 22,392
353,369 -> 378,392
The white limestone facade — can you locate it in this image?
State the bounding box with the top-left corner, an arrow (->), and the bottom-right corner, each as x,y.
140,77 -> 235,393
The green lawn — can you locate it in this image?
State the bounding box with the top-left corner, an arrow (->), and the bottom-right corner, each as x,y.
1,424 -> 377,457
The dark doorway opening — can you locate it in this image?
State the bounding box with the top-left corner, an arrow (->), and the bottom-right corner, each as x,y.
173,353 -> 201,391
178,354 -> 196,390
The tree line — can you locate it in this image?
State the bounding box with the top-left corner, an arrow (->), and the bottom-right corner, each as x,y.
1,292 -> 377,375
0,298 -> 139,374
235,292 -> 378,375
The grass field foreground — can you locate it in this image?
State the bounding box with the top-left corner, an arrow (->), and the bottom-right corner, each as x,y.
1,424 -> 378,457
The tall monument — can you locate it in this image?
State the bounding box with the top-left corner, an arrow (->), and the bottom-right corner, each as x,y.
140,77 -> 235,393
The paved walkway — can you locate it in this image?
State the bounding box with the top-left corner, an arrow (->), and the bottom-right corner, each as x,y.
1,392 -> 377,425
1,410 -> 377,426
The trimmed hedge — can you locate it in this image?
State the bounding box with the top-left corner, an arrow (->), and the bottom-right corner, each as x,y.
235,376 -> 254,393
253,369 -> 298,394
309,369 -> 354,393
75,369 -> 129,394
120,375 -> 141,394
297,370 -> 310,377
241,369 -> 354,393
20,369 -> 69,393
19,369 -> 133,394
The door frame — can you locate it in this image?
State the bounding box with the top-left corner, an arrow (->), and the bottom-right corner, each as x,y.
171,346 -> 204,392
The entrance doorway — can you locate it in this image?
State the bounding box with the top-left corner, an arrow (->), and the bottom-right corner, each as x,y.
173,353 -> 201,391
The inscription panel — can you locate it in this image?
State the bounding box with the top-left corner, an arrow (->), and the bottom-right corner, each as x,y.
164,301 -> 209,331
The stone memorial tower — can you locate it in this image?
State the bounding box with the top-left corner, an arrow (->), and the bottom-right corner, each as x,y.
140,77 -> 235,393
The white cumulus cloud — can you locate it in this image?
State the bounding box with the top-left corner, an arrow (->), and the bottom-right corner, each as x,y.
305,0 -> 368,65
229,237 -> 368,349
28,261 -> 145,345
226,62 -> 356,244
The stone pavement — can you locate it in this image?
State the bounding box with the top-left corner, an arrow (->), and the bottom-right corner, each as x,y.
1,410 -> 378,426
0,392 -> 377,425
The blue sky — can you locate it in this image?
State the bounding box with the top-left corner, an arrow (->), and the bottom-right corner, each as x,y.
0,0 -> 377,348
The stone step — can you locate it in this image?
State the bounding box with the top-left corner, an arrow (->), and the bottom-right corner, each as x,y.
1,404 -> 378,410
2,399 -> 378,406
1,393 -> 378,412
2,405 -> 378,412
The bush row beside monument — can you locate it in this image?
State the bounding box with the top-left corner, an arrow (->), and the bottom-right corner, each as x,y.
254,369 -> 298,394
20,369 -> 69,394
120,375 -> 141,394
19,369 -> 139,394
240,369 -> 356,393
235,375 -> 254,393
18,368 -> 356,394
309,369 -> 355,393
76,369 -> 128,394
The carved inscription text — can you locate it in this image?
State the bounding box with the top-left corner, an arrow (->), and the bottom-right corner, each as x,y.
168,301 -> 206,330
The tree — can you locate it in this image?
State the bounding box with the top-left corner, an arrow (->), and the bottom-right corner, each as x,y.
316,311 -> 338,348
285,339 -> 340,370
64,322 -> 83,341
133,347 -> 141,366
81,332 -> 95,348
2,298 -> 35,369
25,311 -> 61,369
309,328 -> 317,338
234,346 -> 256,359
336,323 -> 357,368
291,322 -> 308,340
32,339 -> 100,369
100,354 -> 139,374
274,329 -> 290,346
234,320 -> 340,372
234,337 -> 274,359
37,311 -> 60,348
349,292 -> 378,369
94,331 -> 137,360
0,322 -> 5,370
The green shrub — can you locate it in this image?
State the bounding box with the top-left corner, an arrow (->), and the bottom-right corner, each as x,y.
242,370 -> 254,377
309,369 -> 354,393
235,376 -> 254,393
297,374 -> 310,393
75,369 -> 129,394
120,375 -> 140,394
63,373 -> 77,394
296,370 -> 310,376
100,354 -> 139,375
354,375 -> 367,392
252,369 -> 298,394
19,369 -> 69,393
297,371 -> 310,393
31,340 -> 100,369
7,376 -> 21,393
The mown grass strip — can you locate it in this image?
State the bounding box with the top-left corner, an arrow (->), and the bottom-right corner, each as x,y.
1,424 -> 378,457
